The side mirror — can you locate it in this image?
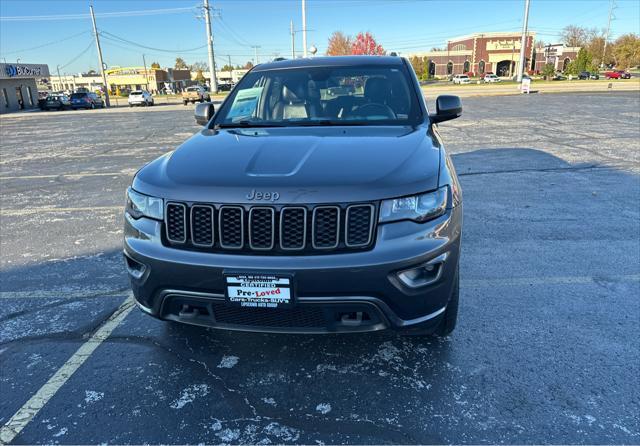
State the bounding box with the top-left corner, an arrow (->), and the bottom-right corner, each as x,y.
430,95 -> 462,124
194,102 -> 215,126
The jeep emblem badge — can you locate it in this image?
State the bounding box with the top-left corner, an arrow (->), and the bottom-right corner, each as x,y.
246,189 -> 280,202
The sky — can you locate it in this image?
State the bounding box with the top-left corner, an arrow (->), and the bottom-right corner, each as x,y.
1,0 -> 639,75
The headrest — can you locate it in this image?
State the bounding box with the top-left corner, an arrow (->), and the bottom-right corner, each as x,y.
364,77 -> 392,103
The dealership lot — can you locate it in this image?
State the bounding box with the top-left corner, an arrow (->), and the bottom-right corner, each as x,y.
1,92 -> 639,444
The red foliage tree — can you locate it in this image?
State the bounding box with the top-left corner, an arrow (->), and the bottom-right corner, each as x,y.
351,32 -> 385,55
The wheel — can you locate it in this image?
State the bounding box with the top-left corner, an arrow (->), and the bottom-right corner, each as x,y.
183,101 -> 188,105
149,100 -> 154,106
129,104 -> 133,108
433,267 -> 459,337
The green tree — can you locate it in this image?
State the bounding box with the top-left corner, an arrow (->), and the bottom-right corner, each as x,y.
613,33 -> 640,69
409,56 -> 425,78
566,48 -> 593,75
195,69 -> 205,84
542,63 -> 556,80
174,57 -> 188,69
150,62 -> 161,69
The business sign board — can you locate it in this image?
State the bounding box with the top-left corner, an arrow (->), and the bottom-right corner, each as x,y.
0,63 -> 50,79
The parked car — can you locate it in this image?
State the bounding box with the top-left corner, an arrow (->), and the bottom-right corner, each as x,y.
70,92 -> 104,109
128,90 -> 154,107
124,56 -> 463,337
217,82 -> 234,92
182,86 -> 211,105
44,94 -> 71,110
483,74 -> 500,83
578,71 -> 599,80
552,72 -> 567,81
605,70 -> 631,79
452,74 -> 471,84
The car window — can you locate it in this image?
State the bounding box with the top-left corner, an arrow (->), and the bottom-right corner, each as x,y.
70,93 -> 87,99
215,64 -> 423,126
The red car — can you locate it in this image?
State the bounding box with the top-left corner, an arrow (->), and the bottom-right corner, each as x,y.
605,70 -> 632,79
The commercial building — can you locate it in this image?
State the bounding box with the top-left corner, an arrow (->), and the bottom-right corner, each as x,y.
406,31 -> 579,78
0,63 -> 50,114
533,43 -> 581,72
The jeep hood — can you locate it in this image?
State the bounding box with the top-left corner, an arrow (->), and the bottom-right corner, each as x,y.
133,125 -> 441,204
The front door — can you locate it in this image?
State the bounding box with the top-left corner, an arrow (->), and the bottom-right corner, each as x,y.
15,87 -> 24,109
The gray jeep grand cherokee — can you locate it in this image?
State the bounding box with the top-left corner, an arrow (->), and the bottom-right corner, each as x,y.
124,56 -> 463,336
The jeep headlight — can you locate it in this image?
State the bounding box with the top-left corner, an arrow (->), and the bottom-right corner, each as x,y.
125,187 -> 163,220
379,186 -> 448,223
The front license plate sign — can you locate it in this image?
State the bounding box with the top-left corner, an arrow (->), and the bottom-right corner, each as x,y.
225,274 -> 292,308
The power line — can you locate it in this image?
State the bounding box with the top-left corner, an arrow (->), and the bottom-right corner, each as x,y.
57,40 -> 95,71
100,31 -> 207,53
0,30 -> 92,55
0,6 -> 199,22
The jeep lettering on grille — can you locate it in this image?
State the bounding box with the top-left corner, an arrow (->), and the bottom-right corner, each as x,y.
246,190 -> 280,201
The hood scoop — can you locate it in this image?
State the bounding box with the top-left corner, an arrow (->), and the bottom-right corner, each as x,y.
245,142 -> 316,177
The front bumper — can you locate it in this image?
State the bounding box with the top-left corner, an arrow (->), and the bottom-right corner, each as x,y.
124,205 -> 462,334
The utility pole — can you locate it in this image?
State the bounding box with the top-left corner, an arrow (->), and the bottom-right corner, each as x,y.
601,0 -> 615,68
290,20 -> 296,59
142,53 -> 149,90
227,54 -> 232,71
252,45 -> 261,64
56,65 -> 62,92
516,0 -> 531,82
203,0 -> 218,94
301,0 -> 307,57
89,5 -> 110,107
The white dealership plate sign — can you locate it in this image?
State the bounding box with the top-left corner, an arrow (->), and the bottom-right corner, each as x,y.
225,274 -> 292,308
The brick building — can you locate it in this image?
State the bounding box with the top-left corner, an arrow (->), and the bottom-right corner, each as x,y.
407,31 -> 577,78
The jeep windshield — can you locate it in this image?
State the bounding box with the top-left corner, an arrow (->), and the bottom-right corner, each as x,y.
214,64 -> 424,127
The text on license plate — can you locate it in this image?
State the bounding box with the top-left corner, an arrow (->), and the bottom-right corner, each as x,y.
226,274 -> 291,308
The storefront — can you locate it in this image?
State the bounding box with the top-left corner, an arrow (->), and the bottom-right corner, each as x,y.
407,32 -> 537,78
0,63 -> 50,114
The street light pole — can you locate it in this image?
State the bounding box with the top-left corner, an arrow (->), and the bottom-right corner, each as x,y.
302,0 -> 307,57
516,0 -> 531,82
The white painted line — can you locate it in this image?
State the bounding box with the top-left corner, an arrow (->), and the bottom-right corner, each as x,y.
0,288 -> 129,300
0,206 -> 122,216
0,295 -> 135,444
0,171 -> 134,181
462,273 -> 640,288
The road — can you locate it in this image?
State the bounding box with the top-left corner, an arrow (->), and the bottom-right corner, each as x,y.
1,93 -> 639,444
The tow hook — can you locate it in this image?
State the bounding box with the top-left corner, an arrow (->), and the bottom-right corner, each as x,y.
341,311 -> 363,326
178,304 -> 200,319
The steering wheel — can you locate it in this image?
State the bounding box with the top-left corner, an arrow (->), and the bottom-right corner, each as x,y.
352,103 -> 396,119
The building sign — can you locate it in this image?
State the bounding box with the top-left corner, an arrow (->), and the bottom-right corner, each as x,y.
104,67 -> 150,76
0,63 -> 50,79
486,40 -> 521,51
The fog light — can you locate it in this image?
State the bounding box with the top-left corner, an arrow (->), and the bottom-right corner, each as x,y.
397,252 -> 449,288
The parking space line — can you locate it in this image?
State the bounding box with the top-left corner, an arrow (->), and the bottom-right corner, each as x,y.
0,294 -> 135,445
0,288 -> 129,300
462,273 -> 640,288
0,206 -> 122,216
0,171 -> 134,181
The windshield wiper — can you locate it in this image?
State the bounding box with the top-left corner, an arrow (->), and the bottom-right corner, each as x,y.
292,120 -> 377,127
215,120 -> 285,129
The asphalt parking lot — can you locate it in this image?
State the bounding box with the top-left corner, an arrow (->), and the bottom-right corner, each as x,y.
1,92 -> 639,444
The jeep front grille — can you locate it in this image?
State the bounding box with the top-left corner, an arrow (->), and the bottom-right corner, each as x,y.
164,202 -> 377,255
